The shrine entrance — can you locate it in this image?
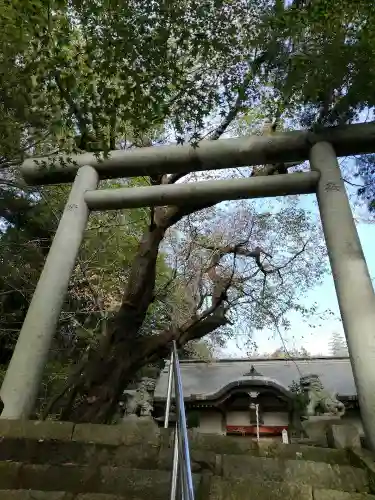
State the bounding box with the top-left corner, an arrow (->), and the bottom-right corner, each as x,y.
1,123 -> 375,450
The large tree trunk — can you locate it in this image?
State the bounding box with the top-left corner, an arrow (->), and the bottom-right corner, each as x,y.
62,334 -> 169,423
52,211 -> 231,422
58,223 -> 168,423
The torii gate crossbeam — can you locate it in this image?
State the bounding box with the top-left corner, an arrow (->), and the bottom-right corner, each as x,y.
1,123 -> 375,452
21,122 -> 375,184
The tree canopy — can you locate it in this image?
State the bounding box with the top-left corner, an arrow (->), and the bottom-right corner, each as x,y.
1,0 -> 374,422
268,346 -> 310,359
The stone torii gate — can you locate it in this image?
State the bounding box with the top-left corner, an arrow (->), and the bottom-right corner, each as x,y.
1,123 -> 375,448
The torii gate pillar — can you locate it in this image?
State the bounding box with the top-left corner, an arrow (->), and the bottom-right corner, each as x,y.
310,142 -> 375,451
0,166 -> 98,418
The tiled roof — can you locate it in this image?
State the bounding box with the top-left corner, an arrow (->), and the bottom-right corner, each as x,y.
154,357 -> 356,401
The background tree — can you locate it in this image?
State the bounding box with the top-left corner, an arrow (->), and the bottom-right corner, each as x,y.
258,346 -> 311,359
329,332 -> 349,357
355,155 -> 375,212
270,347 -> 310,359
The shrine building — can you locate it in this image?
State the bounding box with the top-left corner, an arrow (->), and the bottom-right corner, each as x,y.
153,356 -> 362,440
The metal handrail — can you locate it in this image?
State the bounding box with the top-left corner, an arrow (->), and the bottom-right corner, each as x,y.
164,341 -> 195,500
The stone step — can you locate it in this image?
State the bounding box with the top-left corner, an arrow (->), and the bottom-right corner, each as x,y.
257,441 -> 351,465
0,437 -> 218,475
0,484 -> 373,500
0,492 -> 126,499
208,477 -> 375,500
186,431 -> 351,464
0,474 -> 373,500
221,454 -> 369,493
0,420 -> 352,467
0,436 -> 351,476
0,456 -> 366,496
0,462 -> 201,498
0,437 -> 160,469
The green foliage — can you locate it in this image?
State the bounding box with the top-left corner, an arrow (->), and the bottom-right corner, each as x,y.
267,0 -> 375,127
180,340 -> 215,361
289,379 -> 309,415
1,0 -> 375,160
356,154 -> 375,212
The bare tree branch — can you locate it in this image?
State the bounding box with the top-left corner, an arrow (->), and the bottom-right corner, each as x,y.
197,242 -> 273,276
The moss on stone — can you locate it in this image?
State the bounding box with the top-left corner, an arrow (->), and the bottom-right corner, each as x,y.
0,420 -> 73,441
209,477 -> 313,500
313,488 -> 375,500
221,454 -> 369,493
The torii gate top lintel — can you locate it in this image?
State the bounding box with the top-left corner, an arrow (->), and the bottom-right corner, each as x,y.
21,122 -> 375,185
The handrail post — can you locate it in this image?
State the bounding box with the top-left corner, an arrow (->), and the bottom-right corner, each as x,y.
170,426 -> 179,500
172,341 -> 194,500
165,342 -> 194,500
165,351 -> 174,429
165,350 -> 179,500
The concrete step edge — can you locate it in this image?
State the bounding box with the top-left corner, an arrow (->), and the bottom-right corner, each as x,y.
220,452 -> 362,470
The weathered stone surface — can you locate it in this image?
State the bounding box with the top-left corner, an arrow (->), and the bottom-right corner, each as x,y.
73,419 -> 159,447
98,467 -> 170,498
347,448 -> 373,469
99,467 -> 201,498
326,424 -> 361,450
72,425 -> 123,446
0,438 -> 159,469
111,444 -> 159,468
0,420 -> 372,500
158,428 -> 171,448
17,463 -> 101,493
0,492 -> 30,500
188,430 -> 258,455
157,447 -> 219,474
0,439 -> 84,465
208,476 -> 313,500
313,488 -> 375,499
0,420 -> 74,441
222,455 -> 285,483
347,448 -> 375,494
302,417 -> 343,447
0,462 -> 21,489
287,460 -> 369,493
258,442 -> 350,465
76,495 -> 124,500
222,455 -> 369,493
12,463 -> 200,498
333,464 -> 369,493
0,491 -> 73,500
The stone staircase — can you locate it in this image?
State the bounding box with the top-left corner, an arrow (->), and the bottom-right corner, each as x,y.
0,419 -> 374,499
